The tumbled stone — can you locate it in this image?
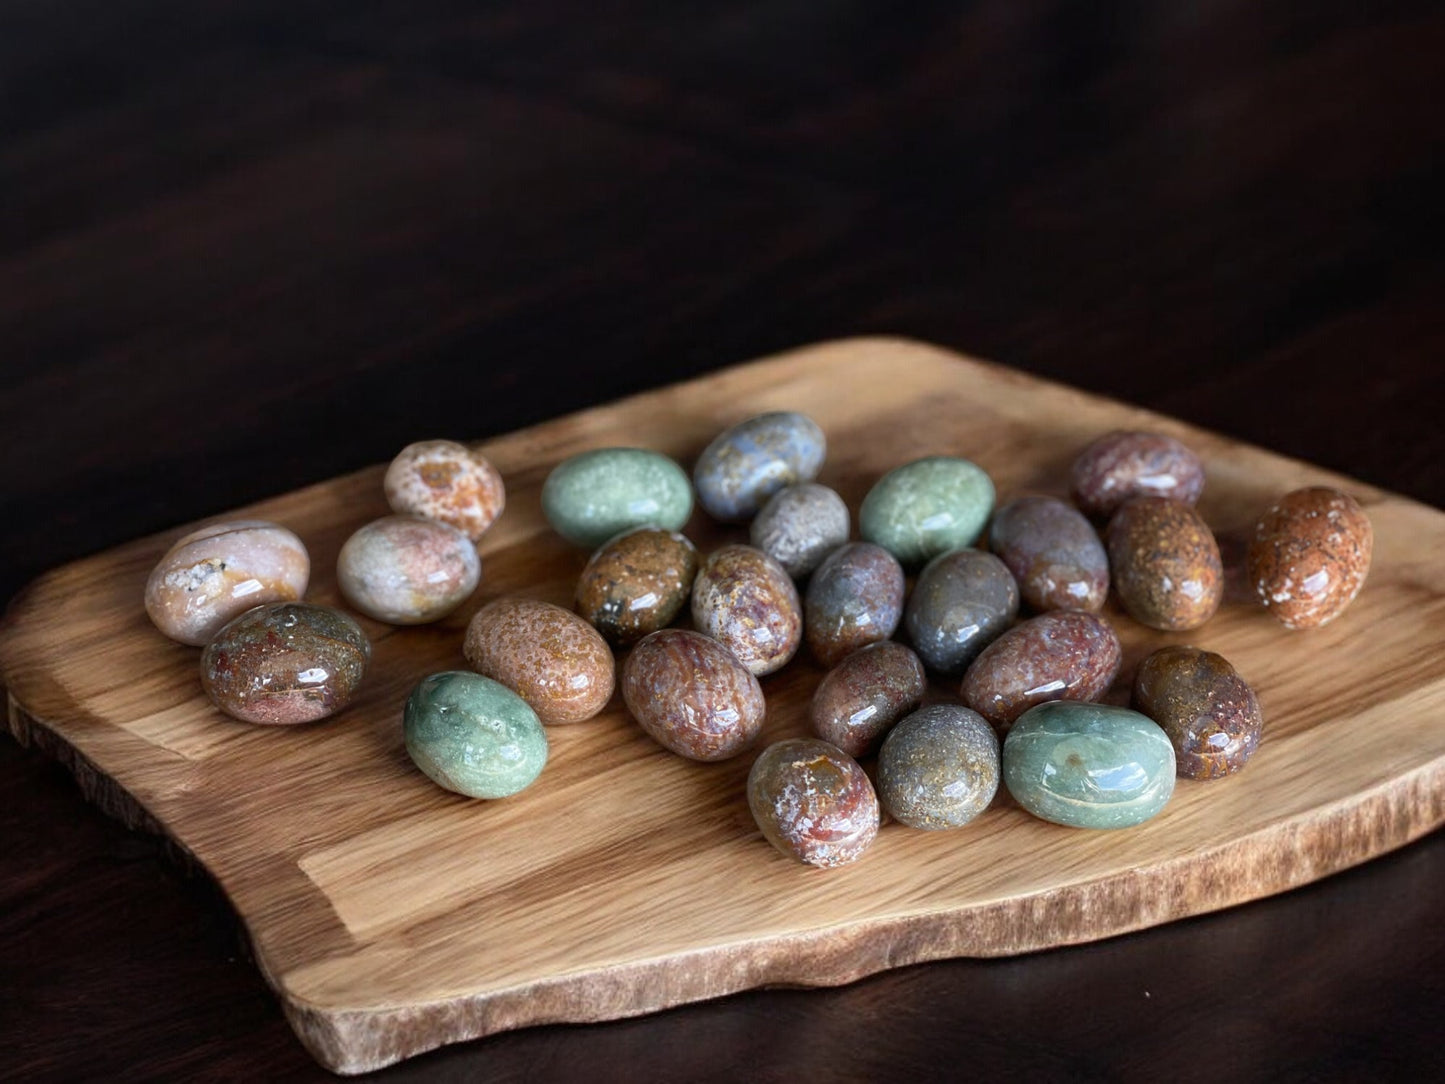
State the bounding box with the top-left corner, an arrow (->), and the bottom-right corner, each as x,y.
691,544 -> 802,676
747,738 -> 879,868
809,641 -> 927,758
749,482 -> 850,579
859,456 -> 995,568
542,447 -> 693,548
903,548 -> 1019,676
621,629 -> 765,761
464,598 -> 615,724
804,542 -> 905,668
575,527 -> 699,648
988,495 -> 1109,613
384,439 -> 506,541
1246,486 -> 1372,630
877,704 -> 1000,830
1133,645 -> 1263,780
337,515 -> 480,625
1106,497 -> 1223,631
404,671 -> 548,799
1070,430 -> 1206,520
693,412 -> 827,522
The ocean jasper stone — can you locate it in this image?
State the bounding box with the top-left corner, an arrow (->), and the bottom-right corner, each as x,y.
804,542 -> 905,668
1107,498 -> 1223,631
903,549 -> 1019,676
622,629 -> 766,761
404,671 -> 547,799
337,515 -> 480,624
1133,646 -> 1263,780
575,527 -> 699,648
200,603 -> 369,725
988,496 -> 1109,613
384,439 -> 506,541
1070,430 -> 1205,520
1003,701 -> 1176,829
877,705 -> 999,830
859,456 -> 995,568
464,598 -> 615,724
542,448 -> 693,548
809,642 -> 927,758
1247,486 -> 1373,630
749,483 -> 850,578
145,519 -> 310,646
691,544 -> 802,676
747,738 -> 879,868
693,412 -> 826,522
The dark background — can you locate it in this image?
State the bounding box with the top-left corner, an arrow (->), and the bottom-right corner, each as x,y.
2,2 -> 1442,1079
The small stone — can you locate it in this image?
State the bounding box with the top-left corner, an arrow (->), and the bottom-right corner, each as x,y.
804,542 -> 905,668
621,629 -> 766,761
542,447 -> 693,548
749,483 -> 850,578
1106,498 -> 1223,631
404,671 -> 548,799
747,738 -> 879,868
1070,430 -> 1206,520
384,439 -> 506,541
988,495 -> 1109,613
575,527 -> 699,648
809,642 -> 927,758
1246,486 -> 1372,630
903,548 -> 1020,676
693,412 -> 827,522
337,515 -> 480,624
859,456 -> 995,568
1133,645 -> 1263,780
464,598 -> 615,724
691,544 -> 802,676
877,704 -> 1000,830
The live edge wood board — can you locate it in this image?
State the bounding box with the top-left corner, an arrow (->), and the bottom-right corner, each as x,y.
4,338 -> 1444,1074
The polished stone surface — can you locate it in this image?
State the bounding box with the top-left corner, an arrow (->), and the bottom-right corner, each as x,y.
1106,497 -> 1222,631
1133,645 -> 1263,780
621,628 -> 765,761
859,456 -> 995,568
542,447 -> 693,547
336,515 -> 480,625
877,704 -> 999,830
383,439 -> 506,541
1247,486 -> 1373,630
1070,430 -> 1205,521
693,411 -> 826,522
988,495 -> 1108,613
575,526 -> 698,648
690,543 -> 802,676
749,482 -> 849,578
809,641 -> 926,758
747,738 -> 879,868
404,671 -> 548,799
803,541 -> 905,668
902,548 -> 1019,676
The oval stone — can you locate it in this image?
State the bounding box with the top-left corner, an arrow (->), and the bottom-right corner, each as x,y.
804,542 -> 905,668
621,629 -> 766,761
1070,430 -> 1206,520
542,447 -> 693,548
1107,497 -> 1223,631
693,411 -> 826,522
1133,645 -> 1263,780
691,544 -> 802,676
877,704 -> 1000,830
747,738 -> 879,868
1246,486 -> 1372,630
859,456 -> 995,567
988,495 -> 1109,613
337,515 -> 480,625
404,671 -> 548,799
903,548 -> 1019,676
384,439 -> 506,541
575,527 -> 699,648
749,483 -> 850,579
463,598 -> 615,724
809,641 -> 927,758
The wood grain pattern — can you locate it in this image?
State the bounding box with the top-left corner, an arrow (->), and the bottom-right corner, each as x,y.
3,338 -> 1443,1075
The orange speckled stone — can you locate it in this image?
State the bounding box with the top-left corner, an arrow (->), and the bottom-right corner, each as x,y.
1106,498 -> 1223,631
691,544 -> 802,676
621,629 -> 765,760
1247,486 -> 1373,629
384,439 -> 506,541
575,527 -> 699,648
464,598 -> 615,724
1133,645 -> 1262,780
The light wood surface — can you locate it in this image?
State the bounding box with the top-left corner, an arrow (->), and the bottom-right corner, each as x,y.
3,338 -> 1443,1075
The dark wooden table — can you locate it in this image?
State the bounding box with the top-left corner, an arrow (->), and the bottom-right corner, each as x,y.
3,3 -> 1442,1079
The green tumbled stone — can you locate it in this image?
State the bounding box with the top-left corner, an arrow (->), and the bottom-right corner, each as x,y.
1002,701 -> 1175,829
858,456 -> 995,567
404,671 -> 548,799
542,447 -> 693,548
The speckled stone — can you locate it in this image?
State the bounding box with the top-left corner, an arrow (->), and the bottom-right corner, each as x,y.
903,548 -> 1019,676
1133,646 -> 1263,780
1003,701 -> 1175,829
464,598 -> 615,724
804,542 -> 905,668
1107,498 -> 1223,631
542,447 -> 693,548
145,519 -> 310,646
384,439 -> 506,541
404,671 -> 547,799
693,412 -> 827,522
1247,486 -> 1373,630
200,602 -> 369,725
809,642 -> 927,758
575,527 -> 699,648
988,496 -> 1109,613
859,456 -> 995,568
747,738 -> 879,868
621,629 -> 766,761
749,483 -> 850,579
1070,430 -> 1206,520
877,704 -> 1000,830
691,544 -> 802,676
337,515 -> 480,625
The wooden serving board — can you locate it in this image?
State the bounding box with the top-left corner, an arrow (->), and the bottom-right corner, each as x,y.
4,338 -> 1444,1074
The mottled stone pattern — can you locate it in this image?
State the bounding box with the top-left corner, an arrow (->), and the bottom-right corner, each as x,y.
337,515 -> 480,625
693,411 -> 826,522
988,496 -> 1109,613
200,602 -> 369,725
541,447 -> 693,548
749,483 -> 850,578
1133,646 -> 1263,780
746,738 -> 879,868
463,598 -> 616,724
809,642 -> 927,758
384,439 -> 506,541
621,629 -> 766,761
145,519 -> 310,646
859,456 -> 996,567
1247,486 -> 1373,630
575,527 -> 699,648
804,542 -> 905,668
690,544 -> 802,676
1106,498 -> 1223,631
1002,701 -> 1176,829
877,705 -> 1000,830
903,548 -> 1019,676
404,671 -> 547,799
1070,430 -> 1206,520
961,610 -> 1122,733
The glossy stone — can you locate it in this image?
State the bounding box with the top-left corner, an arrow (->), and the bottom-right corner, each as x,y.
1002,701 -> 1176,829
859,456 -> 995,568
1070,430 -> 1206,520
877,705 -> 1000,830
200,602 -> 369,725
691,544 -> 802,676
988,496 -> 1109,613
903,548 -> 1019,676
575,527 -> 699,648
404,671 -> 547,799
961,610 -> 1122,733
463,598 -> 615,724
747,738 -> 879,868
1133,646 -> 1263,780
337,515 -> 480,624
749,483 -> 850,578
542,447 -> 693,548
145,519 -> 310,646
693,411 -> 826,522
804,542 -> 905,668
384,439 -> 506,541
621,629 -> 766,761
1107,498 -> 1223,631
809,642 -> 927,758
1247,486 -> 1373,630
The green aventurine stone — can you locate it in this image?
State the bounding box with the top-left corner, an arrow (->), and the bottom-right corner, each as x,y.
1002,701 -> 1175,829
858,456 -> 995,567
542,447 -> 694,548
404,671 -> 548,799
